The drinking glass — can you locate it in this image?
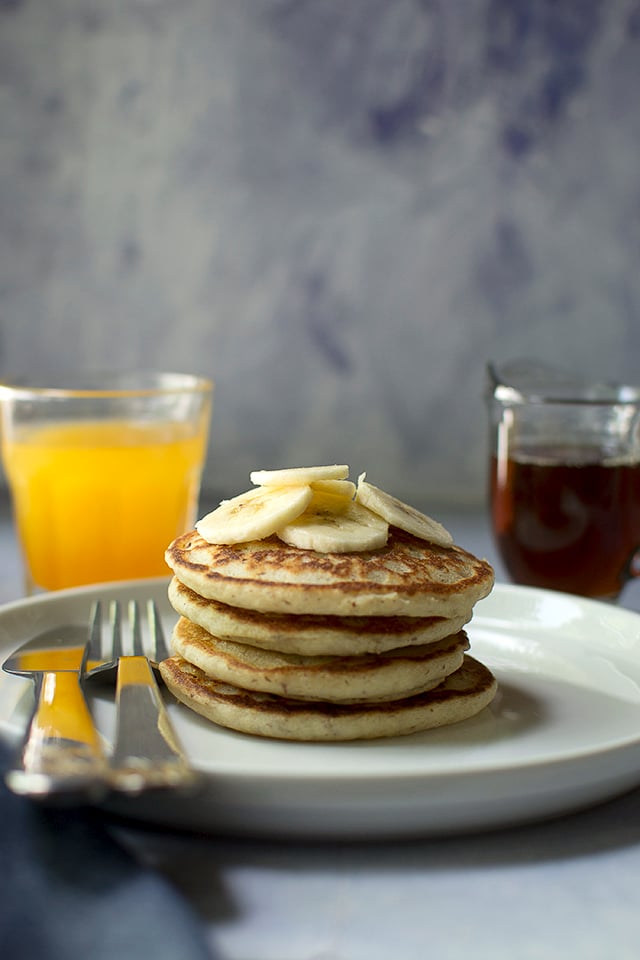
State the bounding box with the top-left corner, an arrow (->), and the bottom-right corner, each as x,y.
0,371 -> 213,594
487,361 -> 640,601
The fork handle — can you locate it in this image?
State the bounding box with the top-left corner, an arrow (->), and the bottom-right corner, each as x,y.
110,656 -> 197,794
6,672 -> 108,801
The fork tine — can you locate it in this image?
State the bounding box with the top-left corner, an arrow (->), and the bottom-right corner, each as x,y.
128,600 -> 144,657
148,600 -> 171,663
110,601 -> 124,660
82,601 -> 111,678
83,601 -> 104,671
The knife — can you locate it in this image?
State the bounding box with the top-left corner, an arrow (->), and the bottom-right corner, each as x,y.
2,624 -> 108,801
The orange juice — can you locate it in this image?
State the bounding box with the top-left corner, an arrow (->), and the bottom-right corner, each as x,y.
3,419 -> 208,591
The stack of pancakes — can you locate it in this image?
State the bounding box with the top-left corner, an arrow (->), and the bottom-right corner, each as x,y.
160,526 -> 497,741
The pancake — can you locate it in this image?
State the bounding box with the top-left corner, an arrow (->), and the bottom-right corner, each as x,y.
158,654 -> 498,741
170,616 -> 470,703
168,577 -> 473,656
165,527 -> 495,618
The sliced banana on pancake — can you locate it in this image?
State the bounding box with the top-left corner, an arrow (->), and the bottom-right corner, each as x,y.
310,478 -> 356,499
356,474 -> 453,547
250,465 -> 349,486
277,490 -> 388,553
196,485 -> 313,544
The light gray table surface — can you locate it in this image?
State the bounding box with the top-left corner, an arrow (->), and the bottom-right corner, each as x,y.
2,496 -> 640,960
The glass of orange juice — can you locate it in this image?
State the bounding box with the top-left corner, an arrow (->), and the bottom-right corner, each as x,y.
0,371 -> 213,594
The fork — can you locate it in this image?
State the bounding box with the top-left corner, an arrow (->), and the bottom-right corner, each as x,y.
84,599 -> 199,795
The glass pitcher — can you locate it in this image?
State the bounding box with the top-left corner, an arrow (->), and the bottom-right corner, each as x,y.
487,360 -> 640,600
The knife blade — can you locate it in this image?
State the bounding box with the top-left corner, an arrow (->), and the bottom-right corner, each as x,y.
2,624 -> 108,801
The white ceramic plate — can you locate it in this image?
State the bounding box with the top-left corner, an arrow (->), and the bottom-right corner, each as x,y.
2,579 -> 640,839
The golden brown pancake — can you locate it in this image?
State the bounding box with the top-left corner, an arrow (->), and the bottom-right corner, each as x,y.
158,654 -> 498,741
168,577 -> 473,655
165,527 -> 495,618
171,616 -> 470,703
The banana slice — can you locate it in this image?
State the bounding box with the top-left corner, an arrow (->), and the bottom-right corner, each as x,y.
196,485 -> 313,544
277,490 -> 388,553
310,479 -> 356,499
355,475 -> 453,547
250,465 -> 349,486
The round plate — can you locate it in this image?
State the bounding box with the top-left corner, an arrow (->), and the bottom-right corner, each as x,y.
1,579 -> 640,839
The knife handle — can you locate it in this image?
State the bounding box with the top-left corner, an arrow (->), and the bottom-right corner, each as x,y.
5,671 -> 108,801
109,655 -> 198,794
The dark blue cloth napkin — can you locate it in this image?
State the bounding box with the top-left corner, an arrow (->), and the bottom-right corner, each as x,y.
0,741 -> 212,960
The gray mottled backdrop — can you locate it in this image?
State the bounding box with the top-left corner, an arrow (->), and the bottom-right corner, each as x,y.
2,0 -> 640,505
